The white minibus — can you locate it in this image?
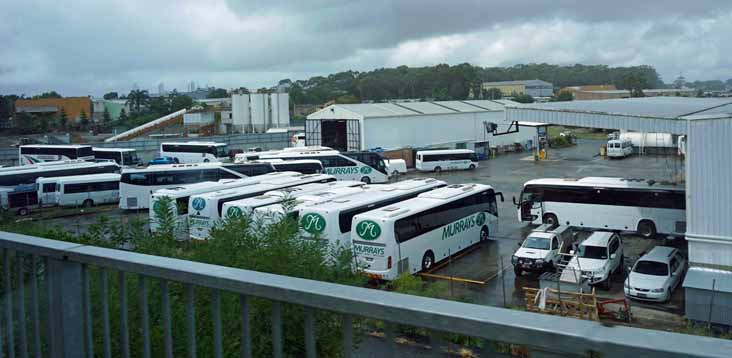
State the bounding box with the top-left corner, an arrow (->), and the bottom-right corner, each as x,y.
514,177 -> 686,238
415,149 -> 478,172
19,145 -> 95,165
37,173 -> 120,207
159,142 -> 229,164
188,173 -> 336,240
0,160 -> 120,187
606,140 -> 633,158
354,184 -> 502,281
295,178 -> 447,250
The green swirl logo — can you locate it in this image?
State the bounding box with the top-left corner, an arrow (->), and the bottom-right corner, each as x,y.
356,220 -> 381,240
300,213 -> 326,234
476,212 -> 486,226
227,206 -> 243,218
359,166 -> 372,175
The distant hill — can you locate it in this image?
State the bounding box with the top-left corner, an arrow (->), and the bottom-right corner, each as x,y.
284,63 -> 665,104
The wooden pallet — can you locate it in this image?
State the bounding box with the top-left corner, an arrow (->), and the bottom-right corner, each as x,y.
524,287 -> 599,321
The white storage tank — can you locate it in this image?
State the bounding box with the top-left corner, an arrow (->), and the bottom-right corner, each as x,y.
250,93 -> 267,133
270,93 -> 280,129
619,132 -> 674,148
276,93 -> 290,128
231,94 -> 251,132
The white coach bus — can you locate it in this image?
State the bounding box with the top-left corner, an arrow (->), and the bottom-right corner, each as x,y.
148,172 -> 297,232
254,148 -> 390,184
220,181 -> 364,221
159,142 -> 229,164
92,148 -> 141,166
19,145 -> 95,165
514,177 -> 686,238
415,149 -> 478,172
120,163 -> 247,210
295,178 -> 447,250
37,174 -> 120,207
354,184 -> 502,281
188,173 -> 336,240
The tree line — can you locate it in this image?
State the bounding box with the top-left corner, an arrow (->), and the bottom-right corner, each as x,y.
284,63 -> 669,104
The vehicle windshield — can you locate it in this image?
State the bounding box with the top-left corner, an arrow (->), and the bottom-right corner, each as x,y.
633,260 -> 669,276
216,146 -> 228,158
578,245 -> 607,260
523,236 -> 550,250
123,152 -> 139,164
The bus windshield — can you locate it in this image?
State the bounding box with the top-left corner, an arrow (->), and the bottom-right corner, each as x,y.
214,146 -> 228,158
122,152 -> 139,165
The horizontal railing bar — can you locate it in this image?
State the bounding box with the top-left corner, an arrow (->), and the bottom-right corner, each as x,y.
3,232 -> 731,358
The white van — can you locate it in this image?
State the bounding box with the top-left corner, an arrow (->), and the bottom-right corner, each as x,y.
607,139 -> 633,158
37,173 -> 120,207
415,149 -> 478,172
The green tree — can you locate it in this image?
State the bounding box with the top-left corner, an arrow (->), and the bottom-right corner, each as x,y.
33,91 -> 62,99
58,108 -> 68,129
482,87 -> 503,99
126,89 -> 150,113
103,92 -> 119,100
102,107 -> 111,123
334,95 -> 359,104
206,88 -> 228,98
79,110 -> 89,129
169,93 -> 193,112
552,90 -> 574,102
512,93 -> 535,103
118,108 -> 128,124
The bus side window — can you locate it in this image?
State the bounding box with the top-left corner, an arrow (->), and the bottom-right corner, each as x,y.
43,183 -> 56,193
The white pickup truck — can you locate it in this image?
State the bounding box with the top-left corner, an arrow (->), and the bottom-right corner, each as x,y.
512,225 -> 575,276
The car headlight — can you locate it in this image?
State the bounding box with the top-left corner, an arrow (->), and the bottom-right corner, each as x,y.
511,255 -> 518,264
535,259 -> 544,266
652,288 -> 665,293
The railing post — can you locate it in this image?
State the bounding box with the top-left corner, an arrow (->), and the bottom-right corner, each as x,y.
47,258 -> 84,358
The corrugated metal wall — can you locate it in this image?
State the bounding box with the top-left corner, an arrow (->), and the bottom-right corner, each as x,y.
506,108 -> 688,134
686,287 -> 732,325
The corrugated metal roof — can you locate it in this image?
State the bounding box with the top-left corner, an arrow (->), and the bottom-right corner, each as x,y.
396,101 -> 457,114
683,267 -> 732,293
482,79 -> 552,87
506,97 -> 732,135
309,100 -> 509,119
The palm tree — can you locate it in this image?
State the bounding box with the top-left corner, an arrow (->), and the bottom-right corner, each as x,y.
126,89 -> 150,113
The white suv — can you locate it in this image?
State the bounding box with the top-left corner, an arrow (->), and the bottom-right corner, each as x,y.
561,231 -> 623,290
624,246 -> 686,302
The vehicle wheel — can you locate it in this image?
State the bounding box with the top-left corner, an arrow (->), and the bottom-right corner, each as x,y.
434,166 -> 442,173
514,266 -> 522,276
468,164 -> 476,170
542,213 -> 558,227
391,170 -> 399,177
17,207 -> 29,216
82,199 -> 94,208
421,251 -> 435,271
360,176 -> 371,184
203,159 -> 210,163
637,220 -> 656,239
479,226 -> 489,242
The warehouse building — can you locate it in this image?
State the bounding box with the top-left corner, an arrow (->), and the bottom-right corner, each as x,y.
482,80 -> 554,97
306,100 -> 545,155
15,97 -> 92,122
506,97 -> 732,326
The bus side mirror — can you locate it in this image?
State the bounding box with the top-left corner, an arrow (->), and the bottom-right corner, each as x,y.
512,196 -> 518,205
497,192 -> 504,202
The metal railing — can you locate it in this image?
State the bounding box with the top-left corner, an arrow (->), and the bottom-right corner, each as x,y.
0,230 -> 730,357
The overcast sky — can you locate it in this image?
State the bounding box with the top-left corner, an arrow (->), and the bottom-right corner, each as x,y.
2,0 -> 731,96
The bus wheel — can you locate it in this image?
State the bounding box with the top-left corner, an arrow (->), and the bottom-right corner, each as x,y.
480,226 -> 489,241
17,207 -> 29,216
82,199 -> 94,208
542,213 -> 558,227
638,220 -> 656,239
469,164 -> 476,170
391,170 -> 399,177
203,159 -> 210,163
360,176 -> 371,184
421,251 -> 435,271
434,166 -> 442,173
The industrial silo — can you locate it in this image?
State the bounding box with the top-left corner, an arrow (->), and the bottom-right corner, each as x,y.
231,94 -> 251,133
270,93 -> 280,129
276,93 -> 290,128
250,93 -> 267,133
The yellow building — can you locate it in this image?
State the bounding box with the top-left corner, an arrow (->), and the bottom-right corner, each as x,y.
15,97 -> 92,122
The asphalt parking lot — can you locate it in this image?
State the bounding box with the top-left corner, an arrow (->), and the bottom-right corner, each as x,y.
400,139 -> 687,320
16,139 -> 688,324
